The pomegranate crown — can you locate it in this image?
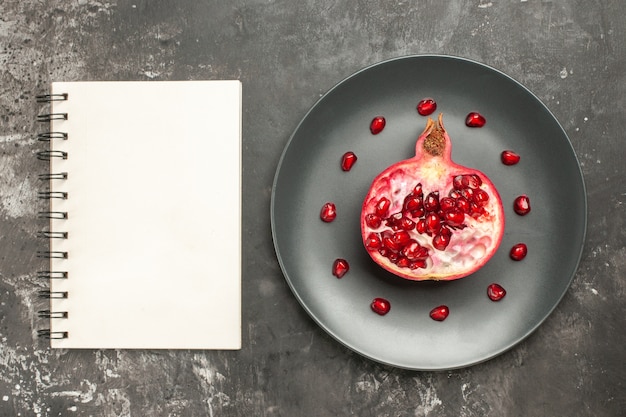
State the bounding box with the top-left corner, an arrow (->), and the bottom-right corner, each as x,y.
417,113 -> 451,159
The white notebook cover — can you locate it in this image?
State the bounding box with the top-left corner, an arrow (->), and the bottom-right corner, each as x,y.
46,80 -> 241,349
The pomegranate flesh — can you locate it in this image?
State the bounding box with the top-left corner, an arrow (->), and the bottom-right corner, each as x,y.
360,114 -> 505,281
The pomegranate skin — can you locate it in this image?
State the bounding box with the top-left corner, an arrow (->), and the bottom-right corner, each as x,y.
360,114 -> 505,281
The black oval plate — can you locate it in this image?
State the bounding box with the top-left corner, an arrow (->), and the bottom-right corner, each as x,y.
271,55 -> 587,370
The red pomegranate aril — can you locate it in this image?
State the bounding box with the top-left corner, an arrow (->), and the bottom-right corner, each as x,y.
417,98 -> 437,116
341,151 -> 358,171
439,196 -> 456,211
410,260 -> 427,269
460,188 -> 474,201
429,305 -> 449,321
473,189 -> 490,205
361,114 -> 505,281
370,116 -> 386,134
513,195 -> 531,215
487,283 -> 506,301
385,212 -> 403,229
320,202 -> 336,222
399,216 -> 416,231
375,197 -> 391,216
501,150 -> 520,166
416,219 -> 427,234
510,243 -> 528,261
403,194 -> 423,211
465,112 -> 486,127
443,209 -> 465,227
466,174 -> 482,189
332,258 -> 350,278
371,297 -> 391,315
424,191 -> 440,212
454,174 -> 482,190
396,257 -> 410,268
425,213 -> 441,235
401,240 -> 428,261
432,226 -> 452,250
392,230 -> 412,247
365,233 -> 381,249
365,213 -> 382,229
455,196 -> 471,213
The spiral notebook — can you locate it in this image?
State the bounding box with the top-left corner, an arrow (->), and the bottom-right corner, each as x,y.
37,80 -> 242,349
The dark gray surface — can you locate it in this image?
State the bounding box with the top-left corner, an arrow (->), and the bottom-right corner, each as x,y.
271,55 -> 587,371
1,0 -> 624,416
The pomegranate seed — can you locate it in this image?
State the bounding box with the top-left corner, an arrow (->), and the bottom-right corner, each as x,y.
341,151 -> 357,171
439,197 -> 456,211
403,194 -> 423,211
375,197 -> 391,216
487,283 -> 506,301
392,230 -> 411,247
465,112 -> 486,127
410,207 -> 425,218
382,234 -> 399,251
332,258 -> 350,278
501,150 -> 520,165
416,219 -> 427,234
365,233 -> 381,249
443,209 -> 465,227
371,297 -> 391,315
365,213 -> 382,229
513,195 -> 531,215
509,243 -> 528,261
452,175 -> 464,190
410,260 -> 427,269
432,230 -> 450,250
425,213 -> 441,234
460,188 -> 474,200
401,241 -> 428,260
449,189 -> 462,199
417,98 -> 437,116
399,216 -> 415,231
455,196 -> 471,213
320,202 -> 336,222
424,191 -> 440,212
370,116 -> 386,134
473,189 -> 490,206
429,305 -> 449,321
464,174 -> 482,189
469,202 -> 485,218
396,257 -> 410,268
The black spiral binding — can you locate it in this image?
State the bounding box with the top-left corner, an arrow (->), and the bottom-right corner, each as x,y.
36,93 -> 69,341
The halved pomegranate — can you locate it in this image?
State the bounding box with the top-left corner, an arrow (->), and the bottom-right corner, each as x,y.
360,114 -> 505,281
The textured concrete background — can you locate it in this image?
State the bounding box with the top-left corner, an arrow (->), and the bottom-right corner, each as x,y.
1,0 -> 625,416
